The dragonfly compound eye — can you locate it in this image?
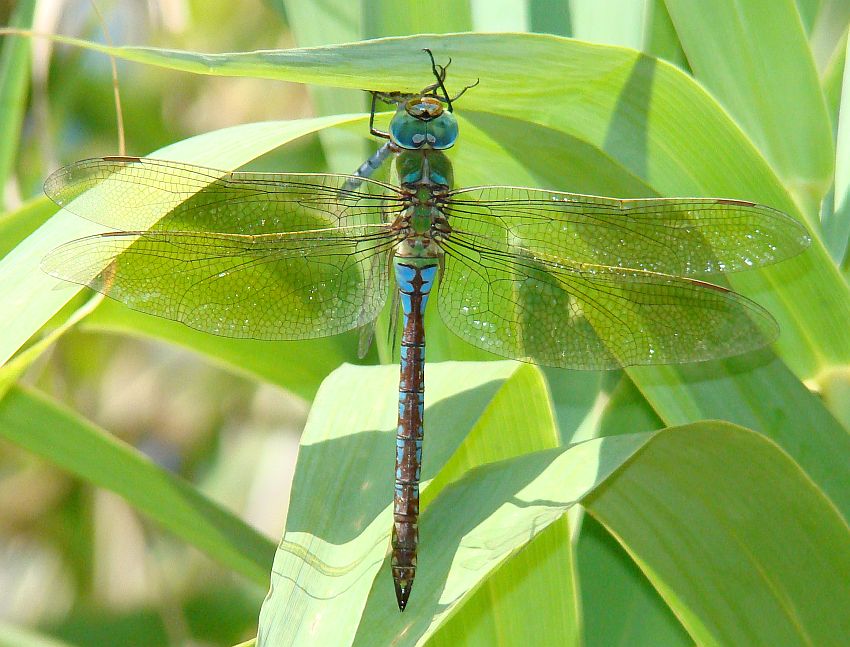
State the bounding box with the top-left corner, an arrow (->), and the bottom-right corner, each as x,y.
391,102 -> 459,151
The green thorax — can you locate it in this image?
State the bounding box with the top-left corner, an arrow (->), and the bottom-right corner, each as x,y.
395,149 -> 454,190
392,149 -> 453,259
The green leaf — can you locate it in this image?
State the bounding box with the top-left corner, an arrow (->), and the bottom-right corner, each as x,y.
629,354 -> 850,521
0,622 -> 75,647
0,196 -> 56,258
569,0 -> 649,49
258,363 -> 850,645
0,114 -> 362,368
13,31 -> 840,375
528,0 -> 572,36
579,516 -> 691,647
426,364 -> 577,647
0,385 -> 276,585
0,0 -> 36,211
664,0 -> 834,213
257,362 -> 648,646
821,27 -> 846,143
587,422 -> 850,645
0,293 -> 102,399
645,0 -> 689,70
364,0 -> 472,37
470,1 -> 528,31
580,374 -> 688,646
825,31 -> 850,263
807,0 -> 850,70
795,0 -> 820,34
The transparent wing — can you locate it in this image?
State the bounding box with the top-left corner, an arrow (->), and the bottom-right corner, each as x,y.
444,186 -> 810,275
438,235 -> 778,369
43,227 -> 396,340
44,157 -> 405,234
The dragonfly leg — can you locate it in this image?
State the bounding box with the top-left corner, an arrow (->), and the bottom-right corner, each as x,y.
341,93 -> 398,193
449,77 -> 480,104
421,48 -> 478,111
369,93 -> 391,140
423,48 -> 454,111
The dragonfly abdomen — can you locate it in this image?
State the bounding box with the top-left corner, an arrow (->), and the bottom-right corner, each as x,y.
391,258 -> 438,611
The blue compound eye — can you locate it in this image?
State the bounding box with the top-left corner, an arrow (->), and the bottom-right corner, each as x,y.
425,111 -> 458,150
389,97 -> 459,150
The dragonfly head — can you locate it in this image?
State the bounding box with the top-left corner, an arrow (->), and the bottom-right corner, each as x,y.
389,96 -> 458,151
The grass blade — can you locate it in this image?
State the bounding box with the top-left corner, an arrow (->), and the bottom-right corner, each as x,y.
0,0 -> 36,210
0,386 -> 276,585
665,0 -> 833,212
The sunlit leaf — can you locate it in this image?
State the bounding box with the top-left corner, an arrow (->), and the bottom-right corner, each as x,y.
257,362 -> 850,645
587,422 -> 850,645
257,362 -> 645,646
665,0 -> 834,213
12,32 -> 843,374
0,0 -> 36,211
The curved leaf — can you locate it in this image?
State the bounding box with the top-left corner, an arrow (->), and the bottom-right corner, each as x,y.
587,422 -> 850,645
3,33 -> 846,377
0,114 -> 362,368
666,0 -> 834,211
256,361 -> 645,646
258,362 -> 850,645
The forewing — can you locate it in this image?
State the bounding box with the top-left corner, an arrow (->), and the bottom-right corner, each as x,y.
438,237 -> 778,369
444,187 -> 810,275
44,157 -> 404,234
42,226 -> 395,340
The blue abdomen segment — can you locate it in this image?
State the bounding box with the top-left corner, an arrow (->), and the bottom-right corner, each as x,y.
391,259 -> 438,611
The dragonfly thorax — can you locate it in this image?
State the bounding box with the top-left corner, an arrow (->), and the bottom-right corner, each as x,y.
393,189 -> 451,256
395,149 -> 453,188
391,147 -> 453,260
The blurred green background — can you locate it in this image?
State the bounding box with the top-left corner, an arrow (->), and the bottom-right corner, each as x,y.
3,3 -> 317,645
2,0 -> 850,646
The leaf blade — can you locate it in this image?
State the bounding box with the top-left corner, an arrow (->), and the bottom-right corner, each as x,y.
0,386 -> 275,585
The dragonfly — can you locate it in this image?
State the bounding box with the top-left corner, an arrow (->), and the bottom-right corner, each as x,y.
42,51 -> 810,611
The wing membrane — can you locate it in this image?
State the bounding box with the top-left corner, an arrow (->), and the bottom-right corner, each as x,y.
44,157 -> 405,234
444,187 -> 810,275
438,235 -> 777,369
43,226 -> 395,340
